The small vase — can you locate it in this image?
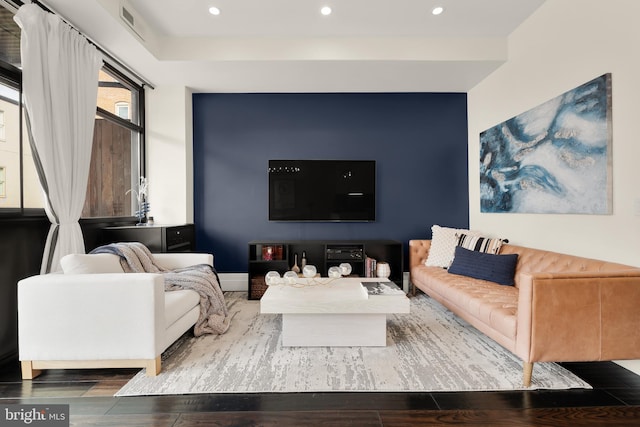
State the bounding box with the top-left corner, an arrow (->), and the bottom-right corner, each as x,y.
262,246 -> 274,261
303,264 -> 317,278
265,271 -> 281,286
339,263 -> 352,276
376,262 -> 390,279
328,266 -> 342,278
291,253 -> 300,274
283,271 -> 298,284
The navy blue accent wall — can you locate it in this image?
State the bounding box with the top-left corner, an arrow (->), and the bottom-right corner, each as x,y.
193,93 -> 469,272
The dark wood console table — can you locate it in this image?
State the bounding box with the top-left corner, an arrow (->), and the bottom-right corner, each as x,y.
248,239 -> 403,300
101,224 -> 195,253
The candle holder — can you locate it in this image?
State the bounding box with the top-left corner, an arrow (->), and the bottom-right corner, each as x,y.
376,262 -> 391,278
339,263 -> 352,276
265,271 -> 281,286
303,265 -> 317,278
328,266 -> 342,278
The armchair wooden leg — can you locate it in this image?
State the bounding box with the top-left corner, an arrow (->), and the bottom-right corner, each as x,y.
523,362 -> 533,387
146,356 -> 161,376
21,361 -> 42,380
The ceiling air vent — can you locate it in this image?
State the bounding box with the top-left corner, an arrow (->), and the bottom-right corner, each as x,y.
119,0 -> 146,42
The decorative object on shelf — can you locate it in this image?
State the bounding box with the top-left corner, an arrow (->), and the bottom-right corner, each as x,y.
365,256 -> 377,277
291,253 -> 300,274
339,262 -> 352,276
268,271 -> 338,288
328,266 -> 342,278
376,261 -> 391,278
302,264 -> 317,278
265,271 -> 281,286
262,246 -> 274,261
273,245 -> 283,260
283,271 -> 298,284
301,251 -> 307,269
126,176 -> 150,226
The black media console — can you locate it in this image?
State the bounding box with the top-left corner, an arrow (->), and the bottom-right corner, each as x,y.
247,239 -> 403,300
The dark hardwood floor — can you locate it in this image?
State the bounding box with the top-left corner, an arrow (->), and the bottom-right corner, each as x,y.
1,359 -> 640,426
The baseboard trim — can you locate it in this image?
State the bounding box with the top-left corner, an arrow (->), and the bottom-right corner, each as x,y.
218,273 -> 247,292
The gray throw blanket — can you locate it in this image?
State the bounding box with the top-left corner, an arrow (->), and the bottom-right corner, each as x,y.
90,242 -> 230,336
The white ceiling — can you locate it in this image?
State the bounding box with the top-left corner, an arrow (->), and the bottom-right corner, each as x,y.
40,0 -> 546,92
131,0 -> 542,38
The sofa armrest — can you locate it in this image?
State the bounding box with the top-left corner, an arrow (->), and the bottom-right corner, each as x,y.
515,270 -> 640,363
18,273 -> 166,361
153,253 -> 213,270
409,240 -> 431,270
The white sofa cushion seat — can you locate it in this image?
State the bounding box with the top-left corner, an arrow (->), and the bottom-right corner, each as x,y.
165,289 -> 200,328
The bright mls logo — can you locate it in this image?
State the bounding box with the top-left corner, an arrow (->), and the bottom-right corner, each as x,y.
0,405 -> 68,426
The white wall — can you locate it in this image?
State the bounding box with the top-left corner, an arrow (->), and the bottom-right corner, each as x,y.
145,86 -> 194,225
468,0 -> 640,266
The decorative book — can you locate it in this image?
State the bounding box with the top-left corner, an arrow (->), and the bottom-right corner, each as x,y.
361,281 -> 404,296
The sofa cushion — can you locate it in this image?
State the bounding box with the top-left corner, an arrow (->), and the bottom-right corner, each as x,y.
448,246 -> 518,286
425,225 -> 479,268
164,289 -> 200,328
412,264 -> 518,342
456,233 -> 507,255
61,253 -> 124,274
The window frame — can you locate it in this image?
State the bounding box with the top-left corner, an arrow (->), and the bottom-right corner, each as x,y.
114,102 -> 129,120
0,66 -> 29,217
96,62 -> 145,159
0,31 -> 146,220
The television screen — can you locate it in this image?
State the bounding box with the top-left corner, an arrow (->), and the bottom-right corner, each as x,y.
269,160 -> 376,222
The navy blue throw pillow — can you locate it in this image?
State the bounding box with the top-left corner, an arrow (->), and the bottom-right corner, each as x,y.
448,246 -> 518,286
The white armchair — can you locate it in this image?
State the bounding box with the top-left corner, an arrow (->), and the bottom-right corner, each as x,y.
18,252 -> 213,380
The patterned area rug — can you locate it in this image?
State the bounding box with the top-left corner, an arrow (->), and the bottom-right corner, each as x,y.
115,292 -> 591,396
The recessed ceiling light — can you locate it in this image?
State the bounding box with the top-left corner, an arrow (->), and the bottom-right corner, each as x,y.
321,6 -> 332,16
209,6 -> 221,16
432,6 -> 444,15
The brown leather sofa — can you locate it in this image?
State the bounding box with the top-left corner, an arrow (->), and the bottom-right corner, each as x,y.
409,239 -> 640,386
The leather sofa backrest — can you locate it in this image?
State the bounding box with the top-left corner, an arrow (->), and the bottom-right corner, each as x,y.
499,244 -> 637,288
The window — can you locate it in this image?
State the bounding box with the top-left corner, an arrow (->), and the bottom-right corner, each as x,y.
0,3 -> 145,218
84,66 -> 144,218
0,77 -> 40,211
115,102 -> 129,120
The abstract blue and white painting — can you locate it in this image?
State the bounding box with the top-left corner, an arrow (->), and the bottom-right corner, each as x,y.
480,74 -> 612,214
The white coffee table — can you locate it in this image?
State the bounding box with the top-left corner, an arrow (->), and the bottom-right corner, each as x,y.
260,277 -> 410,347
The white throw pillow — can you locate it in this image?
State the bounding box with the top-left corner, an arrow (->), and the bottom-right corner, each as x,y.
60,253 -> 124,274
425,225 -> 478,268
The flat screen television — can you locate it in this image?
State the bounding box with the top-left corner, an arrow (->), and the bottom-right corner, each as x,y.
269,160 -> 376,222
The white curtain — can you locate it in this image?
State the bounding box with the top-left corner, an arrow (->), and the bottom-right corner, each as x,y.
15,4 -> 103,273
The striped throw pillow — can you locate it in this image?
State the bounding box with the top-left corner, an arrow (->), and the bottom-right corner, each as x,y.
456,232 -> 508,255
